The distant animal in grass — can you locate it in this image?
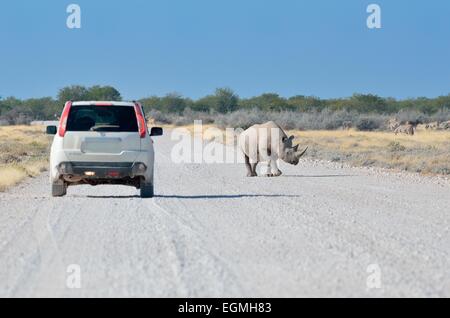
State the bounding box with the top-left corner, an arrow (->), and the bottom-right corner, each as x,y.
425,122 -> 440,130
342,121 -> 352,130
439,121 -> 450,130
394,122 -> 418,136
387,118 -> 400,131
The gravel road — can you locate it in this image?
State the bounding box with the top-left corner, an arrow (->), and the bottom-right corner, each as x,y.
1,134 -> 449,297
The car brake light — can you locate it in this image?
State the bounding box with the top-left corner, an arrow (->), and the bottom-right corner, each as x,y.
107,171 -> 120,177
134,103 -> 147,138
58,101 -> 72,137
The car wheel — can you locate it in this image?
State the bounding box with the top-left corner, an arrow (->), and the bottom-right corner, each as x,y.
52,181 -> 67,197
140,179 -> 154,198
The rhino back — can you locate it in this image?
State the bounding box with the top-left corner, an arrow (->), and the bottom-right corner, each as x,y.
239,122 -> 287,160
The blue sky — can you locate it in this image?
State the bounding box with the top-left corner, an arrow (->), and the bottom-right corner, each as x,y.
1,0 -> 449,100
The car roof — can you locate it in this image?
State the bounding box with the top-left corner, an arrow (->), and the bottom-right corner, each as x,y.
71,101 -> 137,107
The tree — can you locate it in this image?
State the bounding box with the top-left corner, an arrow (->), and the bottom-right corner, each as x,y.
240,93 -> 289,111
160,93 -> 188,113
288,95 -> 325,112
57,85 -> 89,103
140,96 -> 162,113
57,85 -> 122,103
87,85 -> 122,101
25,97 -> 57,120
214,88 -> 239,113
348,94 -> 388,113
193,88 -> 239,113
194,95 -> 218,112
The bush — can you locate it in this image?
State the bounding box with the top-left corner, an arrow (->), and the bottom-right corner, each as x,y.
355,116 -> 384,131
147,110 -> 174,125
146,107 -> 450,131
388,142 -> 406,152
429,108 -> 450,123
396,109 -> 427,124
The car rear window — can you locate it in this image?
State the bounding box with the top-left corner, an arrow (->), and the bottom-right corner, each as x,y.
66,106 -> 138,132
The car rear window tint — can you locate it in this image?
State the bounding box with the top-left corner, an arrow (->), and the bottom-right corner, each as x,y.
66,106 -> 139,132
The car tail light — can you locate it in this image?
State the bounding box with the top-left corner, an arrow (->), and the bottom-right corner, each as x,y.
58,101 -> 72,137
134,103 -> 147,138
107,171 -> 120,178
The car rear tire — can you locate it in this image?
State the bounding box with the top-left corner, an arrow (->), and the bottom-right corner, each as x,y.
140,180 -> 154,198
52,181 -> 67,197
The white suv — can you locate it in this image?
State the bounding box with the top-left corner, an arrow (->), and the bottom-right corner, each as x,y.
46,101 -> 163,198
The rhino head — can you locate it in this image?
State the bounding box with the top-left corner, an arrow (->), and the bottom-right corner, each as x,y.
280,136 -> 308,165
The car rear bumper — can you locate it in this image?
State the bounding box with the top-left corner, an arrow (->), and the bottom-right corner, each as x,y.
57,162 -> 147,179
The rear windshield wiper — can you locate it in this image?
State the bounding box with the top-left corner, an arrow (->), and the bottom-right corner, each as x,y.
90,125 -> 121,132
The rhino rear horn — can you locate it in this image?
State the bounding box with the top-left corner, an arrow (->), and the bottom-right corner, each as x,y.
296,146 -> 308,158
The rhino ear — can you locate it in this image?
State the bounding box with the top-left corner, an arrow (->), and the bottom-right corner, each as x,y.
283,135 -> 295,143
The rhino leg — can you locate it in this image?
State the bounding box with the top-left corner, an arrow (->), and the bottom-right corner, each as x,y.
245,155 -> 257,177
263,160 -> 282,177
270,159 -> 282,177
262,161 -> 274,177
250,163 -> 258,177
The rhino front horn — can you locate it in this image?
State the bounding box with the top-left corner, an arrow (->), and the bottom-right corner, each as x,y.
296,146 -> 308,158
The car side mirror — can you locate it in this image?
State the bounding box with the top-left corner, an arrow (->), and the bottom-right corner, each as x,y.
46,125 -> 57,135
150,127 -> 163,137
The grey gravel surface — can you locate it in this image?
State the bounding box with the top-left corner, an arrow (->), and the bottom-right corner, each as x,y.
0,134 -> 449,297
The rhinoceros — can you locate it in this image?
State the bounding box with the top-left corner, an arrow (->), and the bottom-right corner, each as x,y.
238,121 -> 308,177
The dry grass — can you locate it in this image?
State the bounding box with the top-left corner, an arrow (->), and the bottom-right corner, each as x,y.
4,123 -> 445,192
0,125 -> 50,191
167,122 -> 450,176
159,123 -> 223,141
291,129 -> 450,175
